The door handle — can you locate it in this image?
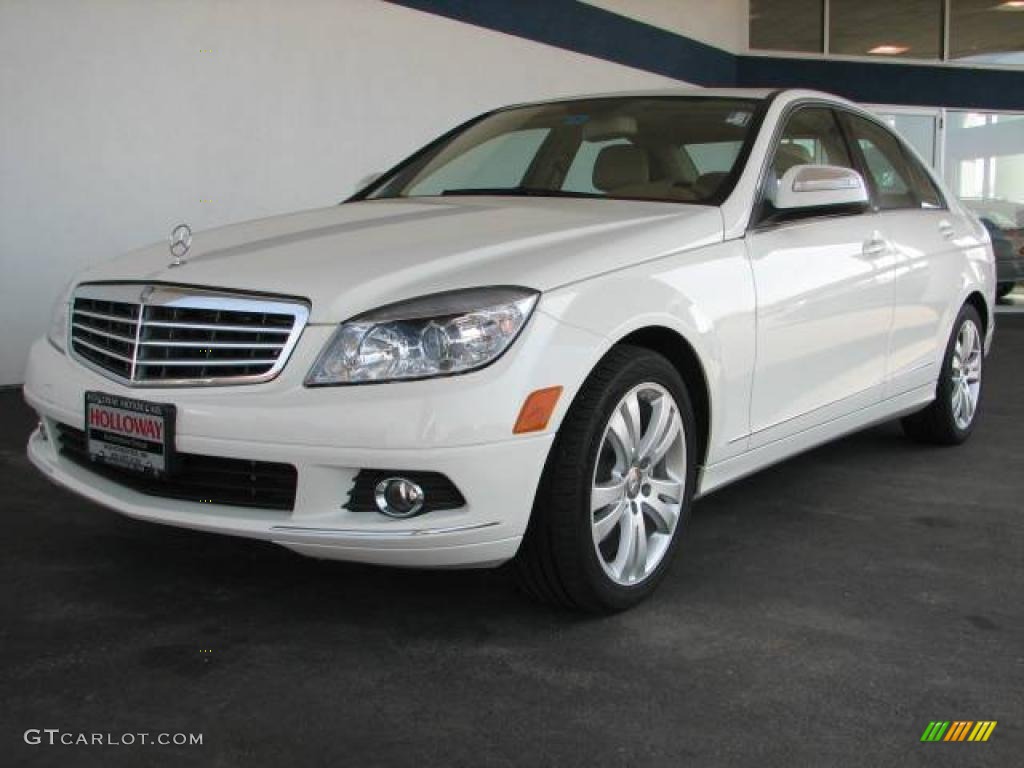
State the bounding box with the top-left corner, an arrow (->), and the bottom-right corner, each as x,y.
939,220 -> 956,240
862,235 -> 889,258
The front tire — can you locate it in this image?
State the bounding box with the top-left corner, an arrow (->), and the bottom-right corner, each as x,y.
997,282 -> 1015,301
515,346 -> 697,612
901,304 -> 984,445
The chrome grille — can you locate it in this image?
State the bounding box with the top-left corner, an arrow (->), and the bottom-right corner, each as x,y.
69,284 -> 309,386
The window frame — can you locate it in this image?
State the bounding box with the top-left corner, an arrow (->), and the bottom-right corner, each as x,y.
751,101 -> 869,229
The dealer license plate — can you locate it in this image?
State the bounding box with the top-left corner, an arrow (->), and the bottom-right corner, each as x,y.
85,392 -> 176,476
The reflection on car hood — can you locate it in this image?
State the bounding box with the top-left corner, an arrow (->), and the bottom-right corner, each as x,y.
76,197 -> 723,322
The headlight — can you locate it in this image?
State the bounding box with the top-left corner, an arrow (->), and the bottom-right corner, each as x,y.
46,281 -> 75,352
305,286 -> 539,385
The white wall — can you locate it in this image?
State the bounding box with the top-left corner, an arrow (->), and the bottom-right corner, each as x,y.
582,0 -> 749,53
0,0 -> 684,386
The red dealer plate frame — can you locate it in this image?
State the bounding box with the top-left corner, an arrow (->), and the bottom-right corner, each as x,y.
85,392 -> 177,477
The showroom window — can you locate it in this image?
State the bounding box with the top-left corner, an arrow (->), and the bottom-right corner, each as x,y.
876,112 -> 938,166
950,0 -> 1024,64
944,112 -> 1024,211
749,0 -> 824,53
749,0 -> 1024,62
831,0 -> 942,59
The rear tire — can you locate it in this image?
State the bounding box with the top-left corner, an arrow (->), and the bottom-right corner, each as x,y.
901,304 -> 984,445
997,282 -> 1015,300
515,346 -> 697,613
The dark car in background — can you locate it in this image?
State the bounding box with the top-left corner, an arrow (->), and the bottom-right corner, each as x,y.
965,200 -> 1024,299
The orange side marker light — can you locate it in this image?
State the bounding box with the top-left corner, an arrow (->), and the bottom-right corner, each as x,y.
513,386 -> 563,434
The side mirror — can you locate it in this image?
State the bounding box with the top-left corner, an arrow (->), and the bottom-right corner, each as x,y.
355,172 -> 382,192
773,164 -> 869,212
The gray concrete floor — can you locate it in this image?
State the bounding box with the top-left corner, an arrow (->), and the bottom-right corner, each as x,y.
2,319 -> 1022,768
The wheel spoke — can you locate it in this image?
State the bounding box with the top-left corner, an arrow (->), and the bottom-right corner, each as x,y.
963,383 -> 976,424
646,476 -> 683,503
593,499 -> 628,544
610,508 -> 637,578
607,396 -> 641,462
963,322 -> 976,355
637,395 -> 670,460
622,513 -> 647,582
621,393 -> 642,458
966,358 -> 981,382
643,495 -> 679,534
591,479 -> 626,512
647,415 -> 681,466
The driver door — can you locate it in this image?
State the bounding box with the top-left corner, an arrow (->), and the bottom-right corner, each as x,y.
745,106 -> 896,448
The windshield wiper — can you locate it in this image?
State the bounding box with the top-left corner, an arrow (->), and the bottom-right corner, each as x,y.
440,187 -> 605,199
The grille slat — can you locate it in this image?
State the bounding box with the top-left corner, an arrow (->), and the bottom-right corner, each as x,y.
71,322 -> 136,344
69,286 -> 308,386
73,336 -> 135,363
56,424 -> 297,511
73,308 -> 140,324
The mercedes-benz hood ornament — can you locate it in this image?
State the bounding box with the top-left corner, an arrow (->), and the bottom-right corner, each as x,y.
169,223 -> 192,267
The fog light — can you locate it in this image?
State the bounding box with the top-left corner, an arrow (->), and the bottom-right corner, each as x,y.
374,477 -> 425,518
37,420 -> 48,442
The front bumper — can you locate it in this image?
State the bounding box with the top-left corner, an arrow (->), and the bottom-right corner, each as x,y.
27,421 -> 546,567
22,307 -> 601,567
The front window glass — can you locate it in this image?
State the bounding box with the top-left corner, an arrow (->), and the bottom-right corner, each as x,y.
763,107 -> 853,206
843,114 -> 922,210
408,129 -> 550,196
368,97 -> 762,205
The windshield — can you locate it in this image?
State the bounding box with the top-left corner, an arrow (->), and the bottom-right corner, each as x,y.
362,96 -> 764,206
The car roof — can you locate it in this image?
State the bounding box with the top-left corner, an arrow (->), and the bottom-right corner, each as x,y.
504,88 -> 862,113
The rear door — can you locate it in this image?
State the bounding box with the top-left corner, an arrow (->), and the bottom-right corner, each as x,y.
840,112 -> 967,397
745,106 -> 896,448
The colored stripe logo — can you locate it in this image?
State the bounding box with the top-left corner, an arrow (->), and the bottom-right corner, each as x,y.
920,721 -> 997,742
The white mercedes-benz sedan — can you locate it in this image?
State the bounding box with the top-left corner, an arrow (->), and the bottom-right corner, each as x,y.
25,88 -> 994,611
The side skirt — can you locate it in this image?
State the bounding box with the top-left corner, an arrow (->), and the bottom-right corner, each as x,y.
696,382 -> 935,498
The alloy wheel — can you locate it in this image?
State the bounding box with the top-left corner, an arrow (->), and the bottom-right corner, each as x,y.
590,383 -> 687,586
951,318 -> 982,430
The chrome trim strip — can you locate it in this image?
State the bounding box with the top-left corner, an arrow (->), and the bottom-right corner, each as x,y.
70,283 -> 310,388
139,339 -> 285,349
72,308 -> 137,325
269,521 -> 500,539
143,320 -> 293,334
135,358 -> 279,367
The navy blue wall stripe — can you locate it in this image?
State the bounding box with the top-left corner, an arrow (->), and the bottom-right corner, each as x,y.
387,0 -> 736,86
385,0 -> 1024,112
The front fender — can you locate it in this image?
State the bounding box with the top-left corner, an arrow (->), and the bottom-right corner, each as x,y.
538,239 -> 756,465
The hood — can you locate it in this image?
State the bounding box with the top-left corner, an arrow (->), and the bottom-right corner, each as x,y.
77,197 -> 723,322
